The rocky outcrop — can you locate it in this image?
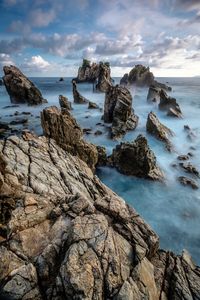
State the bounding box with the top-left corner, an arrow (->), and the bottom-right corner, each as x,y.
72,80 -> 88,104
104,85 -> 138,139
159,89 -> 182,118
178,176 -> 199,189
0,133 -> 200,299
59,95 -> 72,110
88,101 -> 99,109
95,62 -> 113,92
179,162 -> 200,178
120,65 -> 171,90
59,77 -> 64,82
3,65 -> 47,105
110,134 -> 164,181
73,59 -> 113,91
146,112 -> 174,151
41,106 -> 98,171
147,85 -> 161,103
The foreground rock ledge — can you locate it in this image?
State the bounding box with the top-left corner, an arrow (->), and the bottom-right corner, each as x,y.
3,65 -> 47,105
0,134 -> 200,299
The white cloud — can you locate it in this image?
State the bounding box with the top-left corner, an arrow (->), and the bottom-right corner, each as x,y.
22,55 -> 50,72
0,53 -> 14,68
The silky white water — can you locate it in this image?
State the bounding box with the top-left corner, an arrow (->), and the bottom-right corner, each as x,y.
0,77 -> 200,263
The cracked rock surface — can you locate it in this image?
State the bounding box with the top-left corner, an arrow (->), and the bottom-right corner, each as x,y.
0,133 -> 200,299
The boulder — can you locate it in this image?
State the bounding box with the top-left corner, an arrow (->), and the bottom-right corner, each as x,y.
41,106 -> 98,171
104,85 -> 138,139
96,62 -> 113,92
3,65 -> 47,105
159,89 -> 182,117
178,176 -> 199,189
88,101 -> 99,109
59,77 -> 64,81
110,134 -> 164,181
59,95 -> 72,110
72,80 -> 88,104
0,133 -> 200,299
146,112 -> 174,151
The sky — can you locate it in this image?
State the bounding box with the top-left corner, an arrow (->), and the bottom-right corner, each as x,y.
0,0 -> 200,77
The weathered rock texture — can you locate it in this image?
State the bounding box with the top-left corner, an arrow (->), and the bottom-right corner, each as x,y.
120,65 -> 171,90
110,134 -> 164,181
1,133 -> 199,299
72,80 -> 88,104
3,65 -> 47,105
146,112 -> 174,151
147,85 -> 161,103
59,95 -> 72,110
159,89 -> 182,118
41,106 -> 98,171
104,85 -> 138,139
73,60 -> 113,92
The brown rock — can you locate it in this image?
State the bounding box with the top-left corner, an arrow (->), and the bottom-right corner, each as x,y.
88,101 -> 99,109
179,162 -> 200,178
159,89 -> 182,118
59,95 -> 72,110
178,176 -> 199,189
72,80 -> 88,104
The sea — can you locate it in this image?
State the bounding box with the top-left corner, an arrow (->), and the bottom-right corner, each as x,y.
0,76 -> 200,264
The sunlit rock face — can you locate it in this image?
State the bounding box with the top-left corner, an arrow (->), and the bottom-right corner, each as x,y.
0,132 -> 200,299
3,65 -> 47,105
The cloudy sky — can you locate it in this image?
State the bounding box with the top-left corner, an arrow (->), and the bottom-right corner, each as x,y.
0,0 -> 200,77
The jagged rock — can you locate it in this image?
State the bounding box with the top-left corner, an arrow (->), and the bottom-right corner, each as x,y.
73,60 -> 113,92
120,65 -> 171,90
0,133 -> 200,299
59,95 -> 72,110
153,80 -> 172,91
177,154 -> 190,161
94,130 -> 102,136
147,85 -> 161,103
88,101 -> 99,109
96,62 -> 113,92
146,112 -> 174,151
41,106 -> 98,171
104,85 -> 138,139
72,80 -> 88,104
83,128 -> 92,134
178,176 -> 199,189
159,89 -> 182,117
3,65 -> 47,105
179,162 -> 200,177
110,134 -> 164,181
96,146 -> 107,166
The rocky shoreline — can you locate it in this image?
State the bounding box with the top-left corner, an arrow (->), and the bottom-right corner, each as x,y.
0,64 -> 200,299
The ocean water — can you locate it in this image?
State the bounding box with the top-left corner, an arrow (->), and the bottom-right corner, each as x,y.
0,77 -> 200,263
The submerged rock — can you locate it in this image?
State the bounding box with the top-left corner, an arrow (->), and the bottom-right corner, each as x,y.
88,101 -> 99,109
146,112 -> 174,151
104,85 -> 138,139
177,154 -> 190,161
159,89 -> 182,118
179,162 -> 200,178
178,176 -> 199,189
41,106 -> 98,171
59,95 -> 72,110
0,133 -> 200,299
3,65 -> 47,105
110,134 -> 164,181
10,118 -> 28,125
72,80 -> 88,104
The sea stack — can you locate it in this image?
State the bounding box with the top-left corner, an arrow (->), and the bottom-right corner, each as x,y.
3,65 -> 47,105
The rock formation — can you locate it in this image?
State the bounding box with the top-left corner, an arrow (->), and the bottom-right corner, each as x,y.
0,133 -> 200,299
41,106 -> 98,171
3,65 -> 47,105
159,89 -> 183,118
147,85 -> 161,103
59,77 -> 64,81
59,95 -> 72,110
179,162 -> 200,178
88,101 -> 99,109
146,112 -> 174,151
120,65 -> 171,90
178,176 -> 199,189
73,60 -> 113,92
110,134 -> 164,181
104,85 -> 138,139
72,80 -> 88,104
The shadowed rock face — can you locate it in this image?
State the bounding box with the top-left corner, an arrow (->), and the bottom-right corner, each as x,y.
0,133 -> 200,299
146,112 -> 174,151
95,62 -> 113,92
159,89 -> 182,118
3,65 -> 47,105
110,134 -> 164,181
59,95 -> 72,110
41,106 -> 98,171
104,85 -> 138,139
72,80 -> 88,104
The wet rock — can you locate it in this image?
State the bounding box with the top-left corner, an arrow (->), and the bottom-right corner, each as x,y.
0,133 -> 200,299
59,77 -> 64,81
83,128 -> 92,134
59,95 -> 72,110
0,122 -> 10,136
94,130 -> 102,136
10,118 -> 28,125
177,155 -> 190,161
88,101 -> 99,109
110,134 -> 164,181
178,176 -> 199,189
41,106 -> 98,171
96,62 -> 113,92
2,104 -> 20,109
104,85 -> 138,139
147,85 -> 160,103
22,111 -> 31,115
3,65 -> 47,105
14,111 -> 20,116
72,80 -> 88,104
96,146 -> 107,166
159,89 -> 182,118
179,162 -> 200,178
146,112 -> 174,151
